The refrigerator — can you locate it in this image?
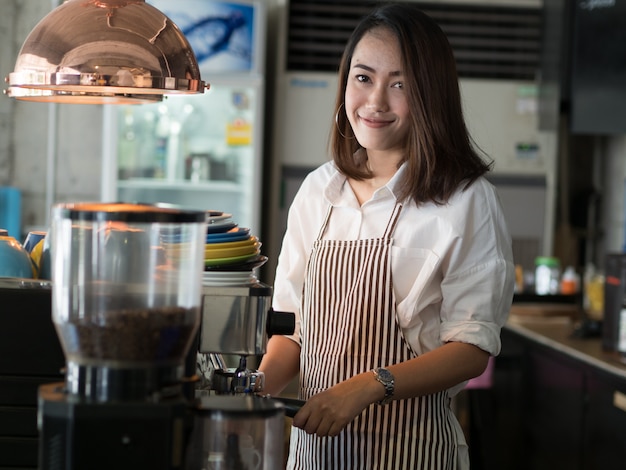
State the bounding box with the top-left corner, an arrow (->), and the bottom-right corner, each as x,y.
101,0 -> 266,236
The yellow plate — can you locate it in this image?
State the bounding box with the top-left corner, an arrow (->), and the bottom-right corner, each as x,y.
204,243 -> 260,260
164,237 -> 256,256
205,241 -> 260,256
205,236 -> 257,250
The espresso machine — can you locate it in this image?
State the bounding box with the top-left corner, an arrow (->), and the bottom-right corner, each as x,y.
37,203 -> 295,470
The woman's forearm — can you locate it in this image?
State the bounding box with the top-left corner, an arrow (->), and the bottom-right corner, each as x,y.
258,335 -> 301,396
386,342 -> 490,401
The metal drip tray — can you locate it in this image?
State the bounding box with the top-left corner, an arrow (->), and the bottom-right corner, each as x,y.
0,278 -> 51,290
199,283 -> 273,356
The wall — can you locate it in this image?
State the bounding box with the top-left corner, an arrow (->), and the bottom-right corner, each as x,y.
0,2 -> 16,187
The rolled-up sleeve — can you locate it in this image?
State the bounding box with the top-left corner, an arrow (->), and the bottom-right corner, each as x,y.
436,181 -> 515,356
393,178 -> 515,357
440,257 -> 514,355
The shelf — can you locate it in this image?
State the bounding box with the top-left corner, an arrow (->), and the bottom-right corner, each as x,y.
513,292 -> 581,304
118,178 -> 242,193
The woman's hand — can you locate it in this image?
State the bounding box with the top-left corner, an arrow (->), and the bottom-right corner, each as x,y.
292,372 -> 383,437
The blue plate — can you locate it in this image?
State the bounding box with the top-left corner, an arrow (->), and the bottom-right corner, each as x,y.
206,221 -> 237,234
206,227 -> 250,243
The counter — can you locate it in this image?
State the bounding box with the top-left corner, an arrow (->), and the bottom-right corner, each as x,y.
475,307 -> 626,470
0,279 -> 64,469
505,314 -> 626,382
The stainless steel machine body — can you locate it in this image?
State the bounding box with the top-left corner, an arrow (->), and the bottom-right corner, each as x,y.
197,284 -> 294,396
199,284 -> 274,357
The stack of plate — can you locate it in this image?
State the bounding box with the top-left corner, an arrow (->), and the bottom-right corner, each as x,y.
202,270 -> 257,286
203,211 -> 267,286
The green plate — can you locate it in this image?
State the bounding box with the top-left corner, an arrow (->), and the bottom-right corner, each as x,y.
204,252 -> 260,267
204,255 -> 268,272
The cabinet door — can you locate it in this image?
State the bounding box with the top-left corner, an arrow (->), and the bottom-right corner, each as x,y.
0,288 -> 64,376
487,330 -> 527,470
527,349 -> 585,470
584,372 -> 626,469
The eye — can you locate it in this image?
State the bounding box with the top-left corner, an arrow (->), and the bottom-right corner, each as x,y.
392,81 -> 404,89
355,74 -> 371,83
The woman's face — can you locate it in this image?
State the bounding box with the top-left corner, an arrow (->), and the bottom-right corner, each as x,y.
345,28 -> 410,160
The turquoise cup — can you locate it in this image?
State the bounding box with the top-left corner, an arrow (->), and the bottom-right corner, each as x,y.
0,235 -> 35,278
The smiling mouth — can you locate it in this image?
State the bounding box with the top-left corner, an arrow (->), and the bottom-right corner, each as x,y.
360,116 -> 393,128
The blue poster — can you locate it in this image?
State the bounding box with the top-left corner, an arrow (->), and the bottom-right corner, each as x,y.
149,0 -> 256,73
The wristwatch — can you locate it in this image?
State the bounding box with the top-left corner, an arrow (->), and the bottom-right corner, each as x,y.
372,367 -> 395,405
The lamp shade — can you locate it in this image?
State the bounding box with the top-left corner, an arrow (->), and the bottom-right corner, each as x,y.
5,0 -> 208,104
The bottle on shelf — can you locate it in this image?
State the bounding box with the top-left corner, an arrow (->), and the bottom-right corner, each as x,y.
535,256 -> 560,295
560,266 -> 580,295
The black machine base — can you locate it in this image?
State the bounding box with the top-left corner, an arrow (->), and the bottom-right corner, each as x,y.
38,383 -> 193,470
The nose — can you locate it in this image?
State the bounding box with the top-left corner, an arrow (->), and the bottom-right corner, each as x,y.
365,85 -> 389,112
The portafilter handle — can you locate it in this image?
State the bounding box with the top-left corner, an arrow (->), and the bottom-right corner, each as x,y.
264,396 -> 306,418
277,397 -> 305,418
266,308 -> 295,337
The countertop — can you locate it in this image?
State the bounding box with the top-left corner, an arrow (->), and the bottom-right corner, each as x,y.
505,312 -> 626,381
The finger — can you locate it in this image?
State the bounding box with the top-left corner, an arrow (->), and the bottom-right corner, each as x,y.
292,406 -> 310,429
311,416 -> 334,437
293,406 -> 323,435
327,421 -> 344,437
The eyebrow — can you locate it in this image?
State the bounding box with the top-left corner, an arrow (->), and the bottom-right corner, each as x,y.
353,63 -> 403,77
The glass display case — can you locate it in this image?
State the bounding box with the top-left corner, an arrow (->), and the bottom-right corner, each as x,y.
101,0 -> 266,234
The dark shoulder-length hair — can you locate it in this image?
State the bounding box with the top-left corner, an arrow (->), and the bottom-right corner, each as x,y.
331,3 -> 492,205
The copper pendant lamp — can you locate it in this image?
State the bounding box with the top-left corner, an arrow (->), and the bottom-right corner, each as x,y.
5,0 -> 208,104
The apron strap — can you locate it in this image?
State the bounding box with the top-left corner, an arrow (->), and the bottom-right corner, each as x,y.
315,204 -> 333,241
382,203 -> 403,239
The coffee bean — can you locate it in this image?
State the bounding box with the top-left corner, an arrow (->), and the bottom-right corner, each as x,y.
57,305 -> 199,363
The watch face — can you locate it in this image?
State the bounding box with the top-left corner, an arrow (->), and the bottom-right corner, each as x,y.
375,368 -> 394,405
377,368 -> 393,382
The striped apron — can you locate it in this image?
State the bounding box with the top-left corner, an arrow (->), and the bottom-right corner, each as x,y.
287,203 -> 459,470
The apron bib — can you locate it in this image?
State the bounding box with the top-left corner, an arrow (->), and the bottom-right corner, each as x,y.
288,203 -> 459,469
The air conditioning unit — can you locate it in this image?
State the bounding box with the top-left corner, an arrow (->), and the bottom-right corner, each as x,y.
265,0 -> 556,279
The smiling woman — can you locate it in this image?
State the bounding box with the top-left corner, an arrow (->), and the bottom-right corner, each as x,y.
259,3 -> 515,470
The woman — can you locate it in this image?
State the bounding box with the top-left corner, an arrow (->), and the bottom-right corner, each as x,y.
259,3 -> 515,469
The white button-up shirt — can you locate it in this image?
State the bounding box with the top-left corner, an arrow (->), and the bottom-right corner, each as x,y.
273,161 -> 515,366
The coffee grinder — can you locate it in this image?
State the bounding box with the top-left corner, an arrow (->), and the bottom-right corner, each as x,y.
37,203 -> 294,470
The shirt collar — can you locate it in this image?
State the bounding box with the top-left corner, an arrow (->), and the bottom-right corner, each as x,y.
324,161 -> 407,206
